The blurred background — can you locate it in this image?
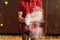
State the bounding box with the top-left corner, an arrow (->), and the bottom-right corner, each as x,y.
0,0 -> 60,35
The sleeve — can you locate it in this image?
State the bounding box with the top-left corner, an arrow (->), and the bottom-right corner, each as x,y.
37,0 -> 43,11
18,1 -> 23,11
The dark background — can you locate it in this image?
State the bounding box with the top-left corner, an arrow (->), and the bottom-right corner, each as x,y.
47,0 -> 60,34
0,0 -> 19,33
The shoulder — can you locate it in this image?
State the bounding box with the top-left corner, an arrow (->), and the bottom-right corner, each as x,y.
18,1 -> 25,6
36,0 -> 42,5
